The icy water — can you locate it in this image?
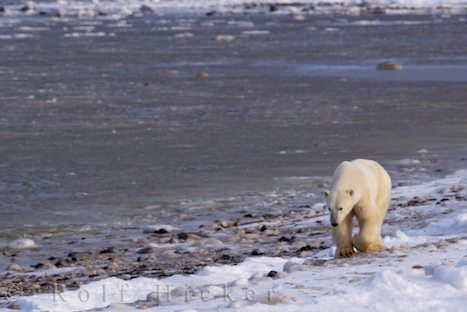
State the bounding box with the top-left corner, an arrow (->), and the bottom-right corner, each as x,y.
0,13 -> 467,237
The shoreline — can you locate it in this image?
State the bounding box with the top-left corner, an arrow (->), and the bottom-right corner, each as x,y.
1,149 -> 466,305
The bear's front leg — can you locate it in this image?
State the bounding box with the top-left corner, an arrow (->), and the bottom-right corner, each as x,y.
332,212 -> 355,258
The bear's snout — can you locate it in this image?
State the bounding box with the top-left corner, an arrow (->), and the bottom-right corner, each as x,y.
331,222 -> 338,227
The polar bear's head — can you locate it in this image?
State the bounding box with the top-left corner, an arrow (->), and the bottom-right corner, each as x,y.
324,189 -> 357,227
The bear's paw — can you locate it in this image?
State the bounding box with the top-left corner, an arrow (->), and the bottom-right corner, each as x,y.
335,246 -> 355,258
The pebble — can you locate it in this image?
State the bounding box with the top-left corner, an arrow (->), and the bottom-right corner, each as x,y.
293,14 -> 305,21
107,262 -> 119,270
376,61 -> 403,70
196,72 -> 209,78
174,32 -> 194,38
215,34 -> 235,42
161,69 -> 178,76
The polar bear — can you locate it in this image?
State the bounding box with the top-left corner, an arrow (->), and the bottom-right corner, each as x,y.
324,159 -> 391,258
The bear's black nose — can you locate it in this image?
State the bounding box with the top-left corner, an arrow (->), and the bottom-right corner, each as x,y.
331,222 -> 338,227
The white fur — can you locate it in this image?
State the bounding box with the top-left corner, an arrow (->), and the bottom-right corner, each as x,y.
325,159 -> 392,258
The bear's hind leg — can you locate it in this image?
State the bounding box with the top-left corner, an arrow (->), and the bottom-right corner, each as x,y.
352,222 -> 384,252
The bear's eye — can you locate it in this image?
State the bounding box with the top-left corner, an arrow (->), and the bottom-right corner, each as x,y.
338,207 -> 343,211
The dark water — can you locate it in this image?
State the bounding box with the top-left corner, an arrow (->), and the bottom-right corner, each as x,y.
0,13 -> 466,235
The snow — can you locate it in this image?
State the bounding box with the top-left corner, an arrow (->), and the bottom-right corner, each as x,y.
15,169 -> 467,311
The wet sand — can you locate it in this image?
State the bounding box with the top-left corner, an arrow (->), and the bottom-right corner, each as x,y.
0,11 -> 467,306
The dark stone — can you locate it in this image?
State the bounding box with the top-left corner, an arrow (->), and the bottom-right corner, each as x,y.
206,10 -> 216,16
154,228 -> 169,234
251,249 -> 264,256
297,245 -> 314,253
259,225 -> 268,232
31,263 -> 45,269
278,236 -> 295,242
99,247 -> 115,254
267,270 -> 278,278
140,5 -> 154,13
177,232 -> 189,240
269,5 -> 278,12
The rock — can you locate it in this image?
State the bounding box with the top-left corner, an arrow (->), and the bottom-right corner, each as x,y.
120,274 -> 132,280
107,262 -> 119,270
293,14 -> 305,21
99,247 -> 115,254
215,35 -> 235,42
249,272 -> 263,281
218,220 -> 229,228
264,293 -> 296,304
136,243 -> 158,254
267,270 -> 279,278
6,263 -> 22,271
198,249 -> 210,257
283,260 -> 304,273
196,72 -> 209,79
177,232 -> 189,240
140,5 -> 154,13
376,61 -> 403,70
8,238 -> 37,250
146,291 -> 159,302
251,249 -> 264,256
161,69 -> 178,76
230,278 -> 249,287
143,225 -> 179,234
171,286 -> 187,297
236,228 -> 245,236
161,249 -> 178,258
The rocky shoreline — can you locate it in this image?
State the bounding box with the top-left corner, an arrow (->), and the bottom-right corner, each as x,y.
0,205 -> 329,306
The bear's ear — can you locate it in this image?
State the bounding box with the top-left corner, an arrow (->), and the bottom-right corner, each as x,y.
323,190 -> 329,198
347,189 -> 354,196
